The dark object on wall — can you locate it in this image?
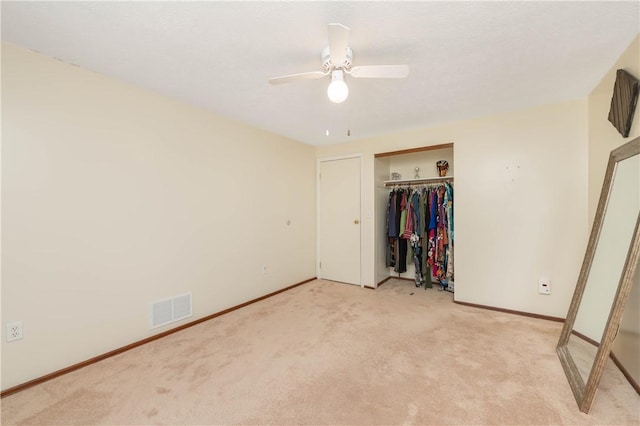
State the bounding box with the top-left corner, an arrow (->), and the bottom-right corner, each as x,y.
608,69 -> 640,138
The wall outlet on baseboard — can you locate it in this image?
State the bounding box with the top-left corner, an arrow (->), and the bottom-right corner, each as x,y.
538,278 -> 551,295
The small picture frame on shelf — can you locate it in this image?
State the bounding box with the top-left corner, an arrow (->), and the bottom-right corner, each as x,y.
436,160 -> 449,177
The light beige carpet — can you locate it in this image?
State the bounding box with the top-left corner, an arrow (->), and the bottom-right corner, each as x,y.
2,279 -> 639,425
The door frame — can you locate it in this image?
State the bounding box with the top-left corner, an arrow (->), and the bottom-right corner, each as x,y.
317,153 -> 364,288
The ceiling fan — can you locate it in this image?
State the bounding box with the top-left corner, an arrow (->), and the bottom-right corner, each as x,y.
268,23 -> 410,103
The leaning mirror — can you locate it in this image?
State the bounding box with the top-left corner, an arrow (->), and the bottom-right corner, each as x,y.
557,136 -> 640,413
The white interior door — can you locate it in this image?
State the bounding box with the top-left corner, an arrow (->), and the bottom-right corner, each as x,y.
318,156 -> 361,285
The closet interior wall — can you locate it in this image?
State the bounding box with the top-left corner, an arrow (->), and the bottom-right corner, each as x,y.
375,156 -> 392,285
374,146 -> 454,287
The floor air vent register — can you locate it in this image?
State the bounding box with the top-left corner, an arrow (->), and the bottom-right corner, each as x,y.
150,292 -> 192,329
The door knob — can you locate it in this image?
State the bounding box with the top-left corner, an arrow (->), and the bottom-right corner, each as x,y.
354,219 -> 360,224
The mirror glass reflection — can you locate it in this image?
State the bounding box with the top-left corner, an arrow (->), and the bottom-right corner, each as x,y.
612,265 -> 640,383
571,154 -> 640,383
566,335 -> 598,382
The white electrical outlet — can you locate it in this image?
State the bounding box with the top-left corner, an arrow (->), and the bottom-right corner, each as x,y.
6,321 -> 23,342
538,278 -> 551,295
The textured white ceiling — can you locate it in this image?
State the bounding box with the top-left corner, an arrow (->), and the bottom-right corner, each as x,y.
2,1 -> 639,146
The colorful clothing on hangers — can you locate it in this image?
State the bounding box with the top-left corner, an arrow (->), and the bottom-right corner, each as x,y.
385,182 -> 454,287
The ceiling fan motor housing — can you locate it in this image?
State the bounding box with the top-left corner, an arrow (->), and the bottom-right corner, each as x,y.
322,46 -> 353,70
267,24 -> 409,87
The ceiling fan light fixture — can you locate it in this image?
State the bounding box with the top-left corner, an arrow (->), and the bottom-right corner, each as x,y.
327,70 -> 349,103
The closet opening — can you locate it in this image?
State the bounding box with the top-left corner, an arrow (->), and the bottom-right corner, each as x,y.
374,143 -> 454,292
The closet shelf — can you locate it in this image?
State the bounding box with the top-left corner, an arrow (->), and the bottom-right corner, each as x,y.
384,176 -> 454,186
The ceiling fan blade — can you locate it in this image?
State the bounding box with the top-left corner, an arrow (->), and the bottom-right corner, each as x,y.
349,65 -> 410,79
328,23 -> 350,66
268,71 -> 327,85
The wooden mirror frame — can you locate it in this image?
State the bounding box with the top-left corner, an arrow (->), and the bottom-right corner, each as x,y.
557,136 -> 640,413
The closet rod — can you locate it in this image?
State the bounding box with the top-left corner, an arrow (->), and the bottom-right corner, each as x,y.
384,176 -> 454,186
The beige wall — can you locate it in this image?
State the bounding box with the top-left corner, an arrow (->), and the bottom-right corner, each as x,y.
587,35 -> 640,386
1,43 -> 316,390
6,32 -> 636,392
317,99 -> 589,318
